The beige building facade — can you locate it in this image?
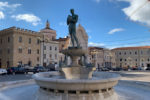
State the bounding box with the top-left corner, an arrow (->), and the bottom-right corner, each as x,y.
112,46 -> 150,69
0,27 -> 42,68
88,47 -> 115,69
40,21 -> 59,67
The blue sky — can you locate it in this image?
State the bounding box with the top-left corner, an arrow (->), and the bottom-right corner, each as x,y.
0,0 -> 150,49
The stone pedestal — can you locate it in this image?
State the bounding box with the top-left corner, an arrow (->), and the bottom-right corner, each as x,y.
62,66 -> 96,79
61,47 -> 96,79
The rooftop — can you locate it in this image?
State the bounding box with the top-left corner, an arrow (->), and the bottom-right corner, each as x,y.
55,36 -> 70,41
112,46 -> 150,50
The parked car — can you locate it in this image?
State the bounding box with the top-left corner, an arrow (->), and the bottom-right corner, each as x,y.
7,67 -> 27,74
99,67 -> 109,71
33,66 -> 47,73
47,64 -> 55,71
16,67 -> 27,74
7,67 -> 16,74
146,67 -> 150,70
113,67 -> 122,71
0,68 -> 7,75
25,67 -> 36,73
132,67 -> 138,70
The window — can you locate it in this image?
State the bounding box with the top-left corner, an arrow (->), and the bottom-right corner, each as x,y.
120,63 -> 122,67
28,49 -> 31,54
18,48 -> 22,53
130,52 -> 132,54
124,52 -> 126,55
8,37 -> 10,43
44,46 -> 46,50
119,52 -> 121,55
55,54 -> 57,59
125,59 -> 126,61
92,55 -> 94,59
7,48 -> 10,54
50,46 -> 52,50
29,38 -> 31,44
135,51 -> 137,55
148,59 -> 150,62
50,54 -> 52,59
55,47 -> 57,51
37,57 -> 39,61
135,59 -> 137,61
52,36 -> 55,40
37,39 -> 40,44
37,49 -> 39,54
141,51 -> 143,54
19,36 -> 22,43
44,54 -> 46,59
120,59 -> 122,61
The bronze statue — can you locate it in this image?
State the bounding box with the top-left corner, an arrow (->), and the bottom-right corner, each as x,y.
67,9 -> 80,48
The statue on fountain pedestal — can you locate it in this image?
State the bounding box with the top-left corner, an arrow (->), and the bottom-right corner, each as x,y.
67,9 -> 80,48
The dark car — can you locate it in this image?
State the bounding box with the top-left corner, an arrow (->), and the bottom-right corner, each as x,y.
25,67 -> 35,73
33,66 -> 47,73
146,67 -> 150,70
47,64 -> 55,71
15,67 -> 27,74
113,67 -> 122,71
7,67 -> 17,74
7,67 -> 27,74
98,67 -> 109,71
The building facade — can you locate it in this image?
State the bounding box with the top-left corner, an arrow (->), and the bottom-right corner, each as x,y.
112,46 -> 150,69
40,21 -> 59,67
0,27 -> 42,68
88,47 -> 116,69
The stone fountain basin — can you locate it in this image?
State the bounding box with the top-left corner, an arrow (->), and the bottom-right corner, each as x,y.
32,72 -> 121,91
61,48 -> 87,56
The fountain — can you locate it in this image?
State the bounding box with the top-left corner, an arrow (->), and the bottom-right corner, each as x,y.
32,9 -> 120,100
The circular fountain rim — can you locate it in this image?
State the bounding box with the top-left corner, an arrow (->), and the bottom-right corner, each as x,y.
32,71 -> 121,83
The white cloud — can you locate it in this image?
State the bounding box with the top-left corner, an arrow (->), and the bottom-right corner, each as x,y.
108,28 -> 124,34
94,0 -> 101,3
118,0 -> 150,26
86,29 -> 92,33
88,42 -> 105,47
11,14 -> 41,26
0,11 -> 4,19
0,1 -> 21,11
89,36 -> 92,39
59,22 -> 67,26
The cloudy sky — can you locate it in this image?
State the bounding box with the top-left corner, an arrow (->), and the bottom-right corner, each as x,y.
0,0 -> 150,49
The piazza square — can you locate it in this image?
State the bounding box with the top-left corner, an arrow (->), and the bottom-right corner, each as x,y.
0,0 -> 150,100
